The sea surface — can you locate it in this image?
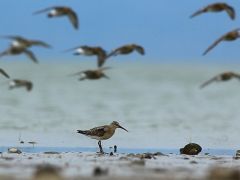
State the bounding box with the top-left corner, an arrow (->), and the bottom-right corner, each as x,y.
0,61 -> 240,151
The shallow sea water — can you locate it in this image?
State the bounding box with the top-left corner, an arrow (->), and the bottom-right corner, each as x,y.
0,61 -> 239,151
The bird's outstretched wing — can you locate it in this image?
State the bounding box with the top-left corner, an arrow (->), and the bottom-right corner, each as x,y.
0,68 -> 10,78
0,35 -> 25,41
200,76 -> 218,89
23,49 -> 38,64
67,9 -> 79,29
225,5 -> 235,20
134,45 -> 145,55
203,35 -> 226,55
190,7 -> 207,18
30,40 -> 52,48
33,6 -> 57,15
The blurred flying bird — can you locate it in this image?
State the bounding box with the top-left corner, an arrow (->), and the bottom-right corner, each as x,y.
107,44 -> 145,58
190,2 -> 235,20
203,28 -> 240,55
0,46 -> 38,63
0,68 -> 10,79
9,79 -> 33,91
1,35 -> 51,49
33,6 -> 79,29
200,71 -> 240,88
65,45 -> 108,67
71,67 -> 110,81
77,121 -> 128,153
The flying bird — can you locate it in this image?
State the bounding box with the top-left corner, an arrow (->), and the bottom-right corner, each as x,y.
107,44 -> 145,58
200,71 -> 240,88
203,28 -> 240,55
33,6 -> 79,29
65,45 -> 108,67
77,121 -> 128,153
9,79 -> 33,91
0,68 -> 10,79
190,2 -> 235,20
0,46 -> 38,63
1,35 -> 51,49
71,67 -> 110,81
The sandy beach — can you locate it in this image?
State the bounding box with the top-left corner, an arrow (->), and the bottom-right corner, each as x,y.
0,150 -> 239,180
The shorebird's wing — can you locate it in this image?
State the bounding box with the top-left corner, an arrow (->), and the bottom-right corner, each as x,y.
225,5 -> 235,20
33,7 -> 56,15
203,35 -> 226,55
67,9 -> 79,29
23,49 -> 38,64
0,35 -> 25,41
190,6 -> 208,18
199,76 -> 218,89
106,49 -> 119,58
97,52 -> 108,67
31,40 -> 52,48
134,45 -> 145,55
89,126 -> 109,137
62,46 -> 80,53
0,68 -> 10,78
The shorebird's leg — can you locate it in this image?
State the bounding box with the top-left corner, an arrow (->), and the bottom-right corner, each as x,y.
98,140 -> 104,153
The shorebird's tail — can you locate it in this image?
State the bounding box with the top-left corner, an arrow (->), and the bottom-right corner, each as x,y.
77,130 -> 87,135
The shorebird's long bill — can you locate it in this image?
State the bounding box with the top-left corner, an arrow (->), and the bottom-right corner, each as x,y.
118,125 -> 128,132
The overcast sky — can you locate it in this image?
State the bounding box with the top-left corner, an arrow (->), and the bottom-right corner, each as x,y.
0,0 -> 239,63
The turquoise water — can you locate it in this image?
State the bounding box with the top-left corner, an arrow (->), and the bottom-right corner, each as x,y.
0,61 -> 240,150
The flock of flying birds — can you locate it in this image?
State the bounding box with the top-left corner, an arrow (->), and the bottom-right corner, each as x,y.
0,5 -> 145,91
0,2 -> 238,93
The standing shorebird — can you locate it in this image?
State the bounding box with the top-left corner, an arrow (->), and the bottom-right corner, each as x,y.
190,2 -> 235,20
9,79 -> 33,91
71,67 -> 110,81
107,44 -> 145,58
77,121 -> 128,153
200,71 -> 240,88
203,28 -> 240,55
1,35 -> 51,49
33,6 -> 79,30
0,46 -> 38,63
65,45 -> 108,67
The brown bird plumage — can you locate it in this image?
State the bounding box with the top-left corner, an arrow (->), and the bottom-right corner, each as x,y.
9,79 -> 33,91
1,35 -> 51,49
190,2 -> 235,20
66,45 -> 108,67
200,71 -> 240,89
71,67 -> 110,81
203,28 -> 240,55
33,6 -> 79,29
107,44 -> 145,58
77,121 -> 128,153
0,46 -> 38,63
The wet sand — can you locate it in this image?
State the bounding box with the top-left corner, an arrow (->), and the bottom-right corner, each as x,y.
0,151 -> 240,180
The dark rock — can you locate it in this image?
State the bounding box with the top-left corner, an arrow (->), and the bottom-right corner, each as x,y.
109,152 -> 114,156
180,143 -> 202,155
